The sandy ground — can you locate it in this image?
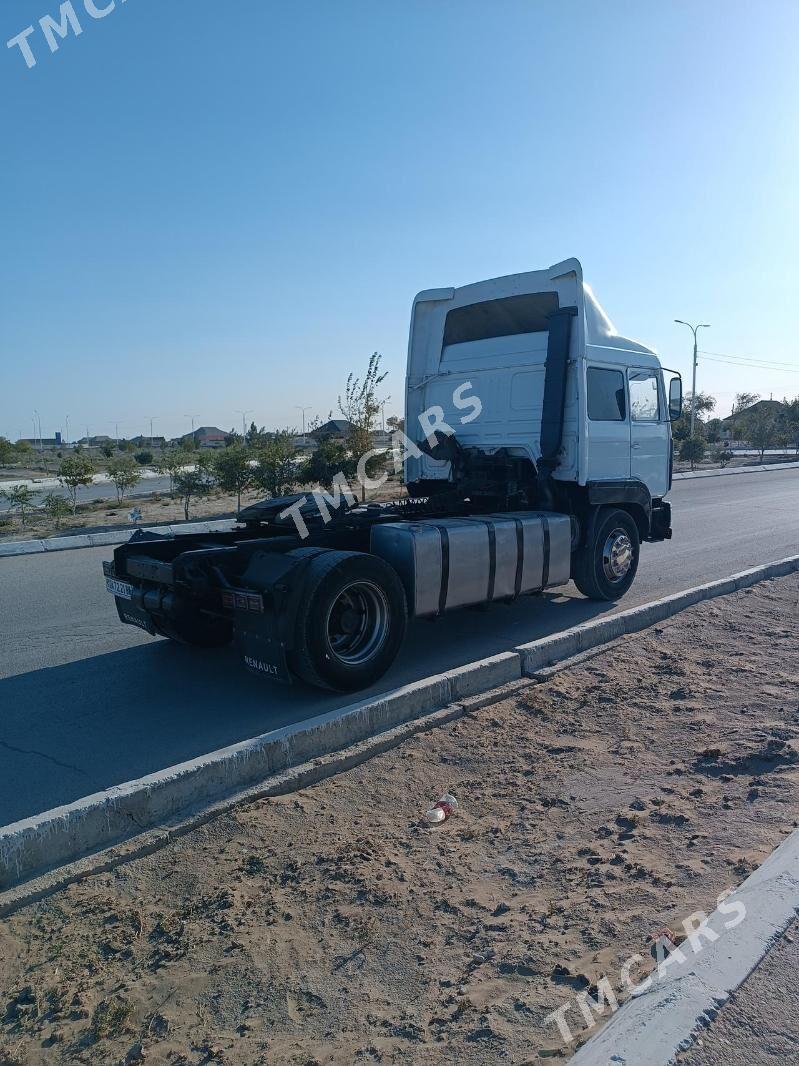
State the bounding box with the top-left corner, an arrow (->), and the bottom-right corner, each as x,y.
1,575 -> 798,1065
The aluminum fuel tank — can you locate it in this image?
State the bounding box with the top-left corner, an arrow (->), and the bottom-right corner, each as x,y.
370,512 -> 571,618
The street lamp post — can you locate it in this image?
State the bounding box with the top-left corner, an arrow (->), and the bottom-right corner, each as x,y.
235,410 -> 253,439
295,405 -> 311,441
674,319 -> 710,437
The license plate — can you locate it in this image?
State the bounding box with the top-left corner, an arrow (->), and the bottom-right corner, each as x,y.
106,576 -> 134,600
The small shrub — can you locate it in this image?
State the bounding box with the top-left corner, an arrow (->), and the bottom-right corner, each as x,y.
90,995 -> 133,1040
133,450 -> 153,465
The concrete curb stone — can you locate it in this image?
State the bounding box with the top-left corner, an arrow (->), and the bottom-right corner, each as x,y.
569,829 -> 799,1065
0,519 -> 236,558
674,460 -> 799,481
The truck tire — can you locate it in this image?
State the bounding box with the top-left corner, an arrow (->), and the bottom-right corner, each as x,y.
289,551 -> 407,692
152,613 -> 233,648
572,507 -> 640,601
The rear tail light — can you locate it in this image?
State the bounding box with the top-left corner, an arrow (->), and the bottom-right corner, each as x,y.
221,589 -> 264,613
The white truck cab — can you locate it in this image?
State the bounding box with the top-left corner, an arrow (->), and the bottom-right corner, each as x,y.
403,258 -> 680,603
405,257 -> 677,503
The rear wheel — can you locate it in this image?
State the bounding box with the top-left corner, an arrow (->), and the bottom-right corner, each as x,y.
289,551 -> 407,691
572,507 -> 640,601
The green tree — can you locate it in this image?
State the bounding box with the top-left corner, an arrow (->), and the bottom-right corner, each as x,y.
0,437 -> 15,465
671,391 -> 716,442
744,410 -> 776,462
679,437 -> 706,471
730,392 -> 760,442
245,422 -> 268,448
299,436 -> 351,491
156,448 -> 191,494
107,455 -> 142,502
174,465 -> 215,521
100,443 -> 115,459
783,398 -> 799,455
58,454 -> 94,512
704,418 -> 723,444
0,484 -> 36,527
213,444 -> 255,512
41,492 -> 72,529
254,430 -> 298,497
338,351 -> 389,500
134,449 -> 154,465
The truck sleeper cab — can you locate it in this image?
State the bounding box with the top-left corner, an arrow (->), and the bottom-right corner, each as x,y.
104,259 -> 681,692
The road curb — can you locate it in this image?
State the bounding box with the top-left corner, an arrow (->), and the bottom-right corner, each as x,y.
0,519 -> 236,557
569,828 -> 799,1065
674,459 -> 799,480
1,554 -> 798,896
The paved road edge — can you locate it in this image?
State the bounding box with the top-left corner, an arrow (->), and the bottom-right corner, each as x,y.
1,553 -> 798,904
569,828 -> 799,1065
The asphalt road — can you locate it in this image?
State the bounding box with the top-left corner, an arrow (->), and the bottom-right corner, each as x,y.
0,474 -> 173,512
1,468 -> 797,827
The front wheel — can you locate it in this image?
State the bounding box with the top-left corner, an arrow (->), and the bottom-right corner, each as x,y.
572,507 -> 640,601
289,551 -> 407,692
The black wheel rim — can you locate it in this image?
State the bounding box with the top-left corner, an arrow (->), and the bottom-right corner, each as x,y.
324,580 -> 390,666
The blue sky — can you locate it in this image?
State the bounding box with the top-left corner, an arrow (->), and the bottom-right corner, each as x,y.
2,0 -> 798,441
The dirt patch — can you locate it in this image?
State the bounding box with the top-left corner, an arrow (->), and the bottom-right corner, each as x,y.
1,577 -> 798,1064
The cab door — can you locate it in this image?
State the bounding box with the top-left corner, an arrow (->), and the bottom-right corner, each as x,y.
585,365 -> 630,481
628,368 -> 669,497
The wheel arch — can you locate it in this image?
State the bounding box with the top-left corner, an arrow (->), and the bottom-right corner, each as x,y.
586,479 -> 652,541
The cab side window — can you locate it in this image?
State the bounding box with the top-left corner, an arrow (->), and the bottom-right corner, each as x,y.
628,370 -> 660,421
587,368 -> 626,421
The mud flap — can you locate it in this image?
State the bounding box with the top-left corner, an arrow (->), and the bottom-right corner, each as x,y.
234,622 -> 292,684
114,598 -> 157,635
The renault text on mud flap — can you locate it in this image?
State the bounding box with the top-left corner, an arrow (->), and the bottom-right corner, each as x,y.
244,655 -> 279,676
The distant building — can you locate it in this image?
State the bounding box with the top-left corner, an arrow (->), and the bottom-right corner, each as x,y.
19,433 -> 62,448
128,435 -> 168,449
77,434 -> 114,446
311,419 -> 355,441
720,399 -> 786,443
178,426 -> 228,449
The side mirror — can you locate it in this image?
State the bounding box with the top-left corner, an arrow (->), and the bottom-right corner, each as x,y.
668,376 -> 683,421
